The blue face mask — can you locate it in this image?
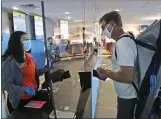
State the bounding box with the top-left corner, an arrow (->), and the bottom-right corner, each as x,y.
23,40 -> 31,51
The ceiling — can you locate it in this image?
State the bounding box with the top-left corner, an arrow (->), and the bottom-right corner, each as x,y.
2,0 -> 161,29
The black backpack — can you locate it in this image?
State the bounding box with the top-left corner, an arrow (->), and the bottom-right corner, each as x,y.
115,20 -> 161,119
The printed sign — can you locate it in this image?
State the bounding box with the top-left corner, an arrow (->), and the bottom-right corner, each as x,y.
60,20 -> 69,39
13,11 -> 26,32
139,25 -> 148,33
34,15 -> 44,40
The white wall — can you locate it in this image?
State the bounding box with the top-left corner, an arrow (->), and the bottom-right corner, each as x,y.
2,9 -> 11,34
26,14 -> 35,39
1,7 -> 56,39
45,18 -> 55,38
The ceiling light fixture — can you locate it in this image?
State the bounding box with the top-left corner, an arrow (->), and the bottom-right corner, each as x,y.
12,7 -> 19,10
67,16 -> 71,19
73,20 -> 83,22
115,9 -> 119,12
35,6 -> 40,9
65,12 -> 70,14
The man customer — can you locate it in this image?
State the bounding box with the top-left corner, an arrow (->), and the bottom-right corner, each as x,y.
97,11 -> 138,119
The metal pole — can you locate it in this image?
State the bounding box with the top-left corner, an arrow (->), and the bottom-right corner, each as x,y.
83,27 -> 86,70
41,1 -> 57,118
82,0 -> 86,71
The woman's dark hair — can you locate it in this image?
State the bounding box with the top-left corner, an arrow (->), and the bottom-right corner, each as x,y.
3,31 -> 27,63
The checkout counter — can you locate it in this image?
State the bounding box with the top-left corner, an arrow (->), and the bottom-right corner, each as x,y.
8,69 -> 71,119
8,90 -> 53,119
74,52 -> 97,119
8,49 -> 98,119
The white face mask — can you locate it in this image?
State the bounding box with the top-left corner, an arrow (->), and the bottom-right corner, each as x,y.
103,24 -> 114,38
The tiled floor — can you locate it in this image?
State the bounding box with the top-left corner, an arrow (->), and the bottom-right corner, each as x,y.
95,56 -> 117,118
45,54 -> 97,114
47,58 -> 84,112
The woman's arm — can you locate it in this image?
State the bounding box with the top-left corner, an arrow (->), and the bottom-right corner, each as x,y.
2,60 -> 25,108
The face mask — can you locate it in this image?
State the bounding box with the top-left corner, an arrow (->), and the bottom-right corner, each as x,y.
23,40 -> 31,52
103,24 -> 114,38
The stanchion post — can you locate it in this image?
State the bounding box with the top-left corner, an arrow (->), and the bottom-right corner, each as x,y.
83,27 -> 86,70
41,1 -> 57,118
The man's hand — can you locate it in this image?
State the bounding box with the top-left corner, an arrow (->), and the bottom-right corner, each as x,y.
97,66 -> 134,83
96,67 -> 111,81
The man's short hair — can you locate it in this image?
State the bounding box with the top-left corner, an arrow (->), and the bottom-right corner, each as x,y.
99,11 -> 123,27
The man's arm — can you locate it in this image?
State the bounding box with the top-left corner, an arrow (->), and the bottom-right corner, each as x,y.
106,66 -> 134,83
97,38 -> 136,83
112,38 -> 136,83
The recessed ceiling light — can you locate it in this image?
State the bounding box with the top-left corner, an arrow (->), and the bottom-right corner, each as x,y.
67,16 -> 71,19
65,12 -> 70,14
35,6 -> 40,9
115,9 -> 119,12
73,20 -> 83,22
12,7 -> 19,10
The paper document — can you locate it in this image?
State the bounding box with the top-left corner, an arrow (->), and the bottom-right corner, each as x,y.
24,100 -> 46,109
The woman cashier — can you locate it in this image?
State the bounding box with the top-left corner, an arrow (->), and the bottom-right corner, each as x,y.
6,31 -> 48,113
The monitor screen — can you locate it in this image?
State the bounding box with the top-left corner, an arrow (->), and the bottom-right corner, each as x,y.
60,20 -> 69,39
13,11 -> 26,32
34,15 -> 44,40
139,25 -> 149,33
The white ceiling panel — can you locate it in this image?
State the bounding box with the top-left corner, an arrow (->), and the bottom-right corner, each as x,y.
2,0 -> 161,28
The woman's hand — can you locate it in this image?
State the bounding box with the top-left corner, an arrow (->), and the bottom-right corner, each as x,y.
24,87 -> 35,96
49,60 -> 53,68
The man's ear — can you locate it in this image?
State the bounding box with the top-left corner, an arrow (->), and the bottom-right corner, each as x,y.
110,21 -> 115,27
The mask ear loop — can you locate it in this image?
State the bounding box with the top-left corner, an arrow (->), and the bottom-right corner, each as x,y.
110,25 -> 114,34
107,21 -> 115,32
110,23 -> 116,37
104,23 -> 110,31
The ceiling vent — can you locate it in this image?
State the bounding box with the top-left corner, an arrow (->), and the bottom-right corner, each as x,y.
20,4 -> 40,10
